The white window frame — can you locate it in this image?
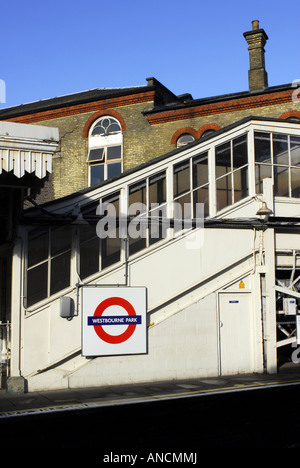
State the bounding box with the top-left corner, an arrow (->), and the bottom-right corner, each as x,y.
87,116 -> 123,186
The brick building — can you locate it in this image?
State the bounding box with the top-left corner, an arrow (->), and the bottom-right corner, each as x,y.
3,21 -> 300,394
0,21 -> 299,203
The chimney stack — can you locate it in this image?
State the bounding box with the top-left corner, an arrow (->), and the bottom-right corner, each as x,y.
243,20 -> 268,91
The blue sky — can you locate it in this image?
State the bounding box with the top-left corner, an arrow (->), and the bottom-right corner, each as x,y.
1,0 -> 299,108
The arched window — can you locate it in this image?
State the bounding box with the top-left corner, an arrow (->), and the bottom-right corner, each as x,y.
176,134 -> 195,148
200,129 -> 216,138
287,117 -> 300,123
87,116 -> 122,186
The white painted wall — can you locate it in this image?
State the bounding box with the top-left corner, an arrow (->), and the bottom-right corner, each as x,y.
20,223 -> 265,391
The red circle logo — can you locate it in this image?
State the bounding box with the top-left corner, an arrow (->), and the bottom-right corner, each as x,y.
93,297 -> 137,344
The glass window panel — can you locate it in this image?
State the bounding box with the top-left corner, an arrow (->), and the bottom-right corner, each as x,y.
107,123 -> 121,134
254,132 -> 271,163
174,161 -> 190,197
233,167 -> 248,203
193,153 -> 208,188
81,201 -> 99,221
90,164 -> 104,185
51,226 -> 71,257
80,237 -> 99,279
174,192 -> 191,220
101,236 -> 121,269
101,118 -> 110,129
28,229 -> 48,268
177,134 -> 194,147
149,204 -> 167,245
102,192 -> 120,218
107,162 -> 121,179
129,181 -> 146,207
149,171 -> 166,206
88,148 -> 104,162
107,146 -> 121,160
216,174 -> 232,211
274,166 -> 289,197
193,186 -> 209,218
233,135 -> 248,169
80,224 -> 97,244
291,167 -> 300,198
27,263 -> 48,307
216,142 -> 231,175
255,164 -> 272,194
291,137 -> 300,167
201,129 -> 216,139
91,125 -> 105,136
129,237 -> 146,256
50,251 -> 71,296
273,134 -> 289,165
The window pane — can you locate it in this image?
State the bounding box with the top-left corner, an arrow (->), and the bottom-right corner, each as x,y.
50,251 -> 71,296
107,162 -> 121,179
129,181 -> 147,255
216,174 -> 232,211
107,122 -> 121,134
255,164 -> 272,194
233,135 -> 248,169
291,167 -> 300,197
129,181 -> 146,207
216,142 -> 231,177
102,192 -> 120,218
91,124 -> 105,136
234,167 -> 248,202
51,226 -> 71,257
193,186 -> 209,217
28,229 -> 48,268
101,236 -> 121,269
80,237 -> 99,279
149,171 -> 166,206
174,192 -> 191,220
291,137 -> 300,166
149,204 -> 167,245
273,134 -> 288,165
274,166 -> 289,197
80,224 -> 97,243
254,132 -> 271,163
193,153 -> 208,188
129,237 -> 146,256
27,263 -> 48,307
177,134 -> 194,147
102,118 -> 110,129
174,161 -> 190,197
81,201 -> 99,221
107,146 -> 121,160
88,148 -> 104,162
90,164 -> 104,185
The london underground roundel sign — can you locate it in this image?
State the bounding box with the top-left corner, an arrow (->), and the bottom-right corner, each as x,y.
92,296 -> 139,344
82,287 -> 147,356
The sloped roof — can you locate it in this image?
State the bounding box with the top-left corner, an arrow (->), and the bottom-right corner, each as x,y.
0,78 -> 183,120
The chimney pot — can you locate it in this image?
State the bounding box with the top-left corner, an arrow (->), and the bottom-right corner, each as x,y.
252,20 -> 259,30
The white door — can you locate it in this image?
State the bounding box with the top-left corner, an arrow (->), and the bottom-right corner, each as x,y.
219,292 -> 253,375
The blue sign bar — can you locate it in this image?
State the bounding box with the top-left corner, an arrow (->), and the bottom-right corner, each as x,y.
88,315 -> 142,326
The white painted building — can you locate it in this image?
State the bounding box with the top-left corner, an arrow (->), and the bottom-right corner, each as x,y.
0,121 -> 59,392
8,116 -> 300,392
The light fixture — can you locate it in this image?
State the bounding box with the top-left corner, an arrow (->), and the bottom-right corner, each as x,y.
72,212 -> 89,225
256,202 -> 273,216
